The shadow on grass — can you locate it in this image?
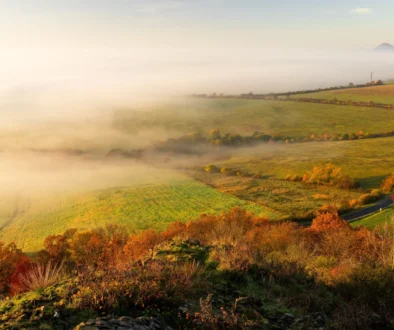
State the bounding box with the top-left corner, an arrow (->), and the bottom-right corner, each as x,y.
358,175 -> 387,189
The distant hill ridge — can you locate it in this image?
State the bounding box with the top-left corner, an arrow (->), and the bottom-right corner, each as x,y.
376,43 -> 394,51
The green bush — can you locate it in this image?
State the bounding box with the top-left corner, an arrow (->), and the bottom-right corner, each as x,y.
204,164 -> 218,173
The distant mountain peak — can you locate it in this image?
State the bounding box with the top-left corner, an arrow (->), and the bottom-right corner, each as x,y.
376,43 -> 394,51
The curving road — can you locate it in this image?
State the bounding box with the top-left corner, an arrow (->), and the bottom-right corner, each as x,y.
342,196 -> 393,222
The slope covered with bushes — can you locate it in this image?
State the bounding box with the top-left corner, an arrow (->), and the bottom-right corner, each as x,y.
1,208 -> 393,329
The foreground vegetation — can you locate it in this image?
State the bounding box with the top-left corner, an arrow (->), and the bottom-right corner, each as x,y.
0,208 -> 393,329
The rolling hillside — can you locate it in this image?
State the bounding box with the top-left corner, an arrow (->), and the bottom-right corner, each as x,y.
0,177 -> 277,252
289,84 -> 394,104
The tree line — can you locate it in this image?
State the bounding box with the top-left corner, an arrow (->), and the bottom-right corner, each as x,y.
193,80 -> 384,102
155,128 -> 394,154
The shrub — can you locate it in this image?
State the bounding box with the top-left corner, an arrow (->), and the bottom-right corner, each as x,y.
204,164 -> 218,173
187,208 -> 267,246
381,173 -> 394,193
302,163 -> 358,189
70,225 -> 129,267
0,242 -> 28,294
3,208 -> 394,328
349,199 -> 361,208
189,294 -> 262,329
123,229 -> 163,262
337,266 -> 394,319
252,172 -> 262,179
9,259 -> 33,295
288,174 -> 302,182
37,234 -> 71,264
162,221 -> 188,241
309,209 -> 351,232
358,193 -> 381,205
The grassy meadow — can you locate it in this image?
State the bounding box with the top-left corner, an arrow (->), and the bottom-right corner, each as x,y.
206,137 -> 394,189
0,177 -> 276,252
192,171 -> 363,218
115,97 -> 394,138
351,207 -> 394,229
289,84 -> 394,104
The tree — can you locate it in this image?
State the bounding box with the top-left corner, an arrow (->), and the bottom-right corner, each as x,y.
215,139 -> 223,146
39,234 -> 70,263
209,128 -> 221,141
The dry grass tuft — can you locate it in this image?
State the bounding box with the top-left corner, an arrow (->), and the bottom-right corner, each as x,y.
17,261 -> 64,292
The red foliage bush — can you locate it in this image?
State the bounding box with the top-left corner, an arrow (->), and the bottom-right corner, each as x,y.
0,242 -> 28,294
70,224 -> 129,267
9,260 -> 33,295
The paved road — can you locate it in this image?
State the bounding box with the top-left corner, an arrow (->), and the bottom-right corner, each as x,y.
342,196 -> 393,221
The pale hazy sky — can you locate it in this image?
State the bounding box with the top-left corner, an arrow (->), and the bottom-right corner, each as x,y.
2,0 -> 394,119
1,0 -> 393,49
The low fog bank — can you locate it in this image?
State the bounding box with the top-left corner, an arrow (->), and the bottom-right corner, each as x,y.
0,141 -> 240,206
1,48 -> 394,119
1,47 -> 393,152
1,47 -> 393,208
0,151 -> 179,200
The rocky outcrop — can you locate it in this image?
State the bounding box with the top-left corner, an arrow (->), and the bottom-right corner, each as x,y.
74,315 -> 173,330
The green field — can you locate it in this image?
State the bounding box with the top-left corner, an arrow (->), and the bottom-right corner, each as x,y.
351,207 -> 394,229
192,171 -> 362,218
115,98 -> 394,138
0,178 -> 276,252
289,84 -> 394,104
207,137 -> 394,189
3,89 -> 394,250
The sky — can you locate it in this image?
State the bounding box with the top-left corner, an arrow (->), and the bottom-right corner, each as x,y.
1,0 -> 394,49
1,0 -> 394,121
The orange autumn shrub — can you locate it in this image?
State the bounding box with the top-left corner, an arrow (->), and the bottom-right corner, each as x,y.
309,209 -> 351,232
123,229 -> 163,261
37,234 -> 71,264
381,173 -> 394,193
70,224 -> 129,267
187,208 -> 268,246
162,221 -> 188,241
247,222 -> 299,254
